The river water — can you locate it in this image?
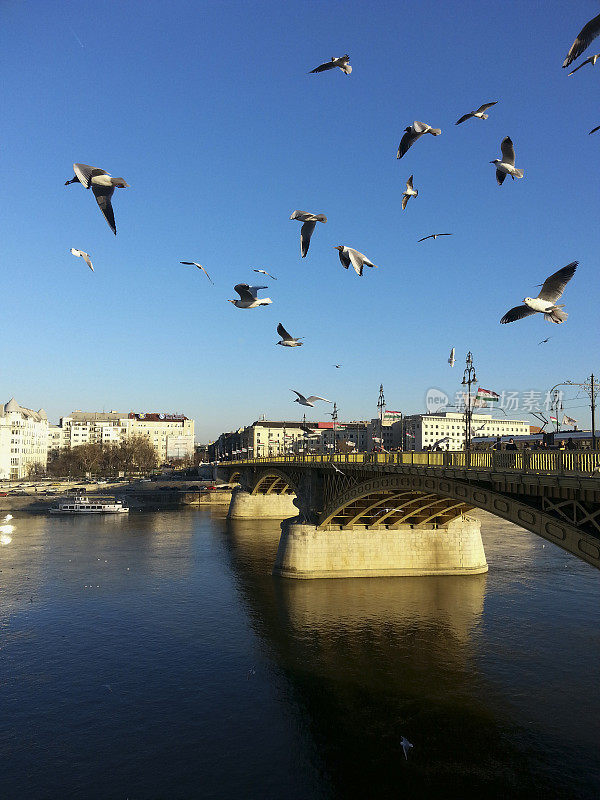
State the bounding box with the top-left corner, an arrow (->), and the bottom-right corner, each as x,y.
0,509 -> 599,799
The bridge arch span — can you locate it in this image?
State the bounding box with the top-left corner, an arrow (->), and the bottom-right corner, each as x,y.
250,469 -> 298,497
318,472 -> 600,569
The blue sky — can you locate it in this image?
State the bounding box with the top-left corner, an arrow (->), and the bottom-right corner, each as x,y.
1,0 -> 599,440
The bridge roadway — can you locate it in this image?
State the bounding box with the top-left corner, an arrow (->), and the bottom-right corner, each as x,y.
219,450 -> 600,573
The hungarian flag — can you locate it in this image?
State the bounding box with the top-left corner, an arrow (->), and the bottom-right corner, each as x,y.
550,415 -> 558,422
384,410 -> 402,419
476,388 -> 499,403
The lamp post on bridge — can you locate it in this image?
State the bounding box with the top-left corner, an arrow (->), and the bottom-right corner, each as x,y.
330,402 -> 338,455
461,352 -> 477,452
377,384 -> 385,453
563,374 -> 599,450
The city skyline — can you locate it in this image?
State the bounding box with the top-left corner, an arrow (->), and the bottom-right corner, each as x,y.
2,0 -> 598,441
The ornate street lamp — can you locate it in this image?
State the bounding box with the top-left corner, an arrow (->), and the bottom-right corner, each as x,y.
461,352 -> 477,451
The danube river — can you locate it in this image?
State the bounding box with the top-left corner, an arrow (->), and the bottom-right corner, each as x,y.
1,509 -> 599,799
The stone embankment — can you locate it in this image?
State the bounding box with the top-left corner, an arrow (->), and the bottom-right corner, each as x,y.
0,480 -> 235,513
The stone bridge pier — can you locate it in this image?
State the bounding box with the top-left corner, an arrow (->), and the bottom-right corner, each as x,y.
219,464 -> 488,579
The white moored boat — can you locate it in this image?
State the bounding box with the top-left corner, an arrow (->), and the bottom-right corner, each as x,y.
49,495 -> 129,514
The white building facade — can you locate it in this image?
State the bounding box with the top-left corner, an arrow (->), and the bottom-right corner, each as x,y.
400,412 -> 531,451
50,411 -> 195,463
0,398 -> 48,480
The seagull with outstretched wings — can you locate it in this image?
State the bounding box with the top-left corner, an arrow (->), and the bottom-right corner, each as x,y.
70,248 -> 94,271
418,233 -> 452,242
334,245 -> 377,276
180,261 -> 213,283
228,284 -> 272,308
277,323 -> 303,347
455,101 -> 497,125
253,269 -> 277,280
402,175 -> 418,210
490,137 -> 524,185
562,13 -> 600,68
500,262 -> 578,325
290,390 -> 331,407
65,163 -> 129,234
309,55 -> 351,74
290,211 -> 327,258
397,121 -> 441,159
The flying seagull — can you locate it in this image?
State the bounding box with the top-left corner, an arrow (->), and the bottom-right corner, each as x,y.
291,390 -> 331,407
455,102 -> 497,125
589,125 -> 600,135
490,137 -> 524,185
538,337 -> 551,345
277,323 -> 303,347
330,461 -> 345,475
402,175 -> 418,210
70,248 -> 93,272
418,233 -> 452,242
65,163 -> 129,235
400,737 -> 414,760
500,262 -> 578,325
290,211 -> 327,258
448,347 -> 455,367
562,13 -> 600,68
333,364 -> 342,368
397,121 -> 441,159
228,284 -> 272,308
253,269 -> 277,280
334,245 -> 377,276
180,261 -> 213,283
568,53 -> 600,75
309,55 -> 352,75
2,514 -> 13,523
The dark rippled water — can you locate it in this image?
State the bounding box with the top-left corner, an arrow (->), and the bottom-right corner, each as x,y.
1,509 -> 599,799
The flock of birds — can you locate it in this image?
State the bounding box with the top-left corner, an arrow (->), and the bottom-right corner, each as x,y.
62,11 -> 600,415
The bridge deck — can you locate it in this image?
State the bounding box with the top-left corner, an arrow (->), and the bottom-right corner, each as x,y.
223,450 -> 600,477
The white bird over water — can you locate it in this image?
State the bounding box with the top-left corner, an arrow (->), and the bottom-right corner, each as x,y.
448,347 -> 455,367
65,163 -> 129,235
291,390 -> 331,407
418,233 -> 452,242
400,737 -> 414,760
180,261 -> 213,284
334,246 -> 377,276
70,248 -> 94,271
490,137 -> 524,185
253,269 -> 277,280
2,514 -> 13,522
500,262 -> 578,325
562,13 -> 600,69
397,121 -> 441,159
568,53 -> 600,75
309,55 -> 352,75
228,284 -> 272,308
290,211 -> 327,258
277,323 -> 303,347
402,175 -> 418,210
455,101 -> 497,125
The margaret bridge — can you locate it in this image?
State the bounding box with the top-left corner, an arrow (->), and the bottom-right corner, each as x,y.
217,450 -> 600,577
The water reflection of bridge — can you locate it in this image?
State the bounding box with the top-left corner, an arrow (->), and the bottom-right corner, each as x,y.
221,515 -> 578,798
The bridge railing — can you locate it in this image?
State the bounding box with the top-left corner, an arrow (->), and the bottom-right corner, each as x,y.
220,450 -> 600,476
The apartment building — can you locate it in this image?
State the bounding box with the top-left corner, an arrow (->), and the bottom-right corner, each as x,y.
0,398 -> 48,480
